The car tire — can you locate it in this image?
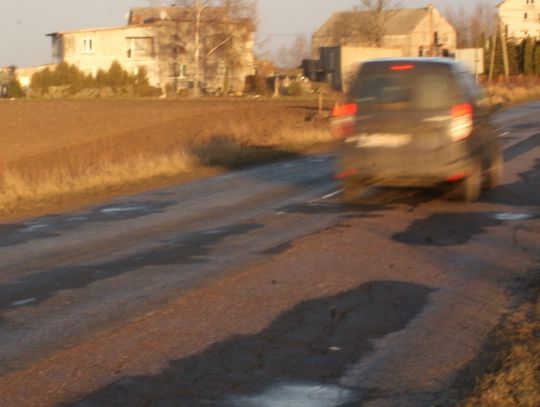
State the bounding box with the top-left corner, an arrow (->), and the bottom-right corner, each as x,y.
485,147 -> 503,189
341,179 -> 364,204
461,160 -> 482,202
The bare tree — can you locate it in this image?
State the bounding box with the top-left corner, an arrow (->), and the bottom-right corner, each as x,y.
357,0 -> 406,46
174,0 -> 257,95
444,0 -> 496,48
146,0 -> 256,95
274,35 -> 310,68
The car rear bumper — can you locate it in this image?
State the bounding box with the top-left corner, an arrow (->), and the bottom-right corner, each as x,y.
337,144 -> 475,187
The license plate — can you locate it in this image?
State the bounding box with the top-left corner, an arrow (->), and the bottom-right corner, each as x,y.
346,133 -> 411,148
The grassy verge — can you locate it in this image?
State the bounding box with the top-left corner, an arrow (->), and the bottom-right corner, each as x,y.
0,103 -> 332,218
485,82 -> 540,106
459,273 -> 539,407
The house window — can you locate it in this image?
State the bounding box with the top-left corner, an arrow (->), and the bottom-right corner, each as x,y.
82,37 -> 94,53
524,13 -> 528,20
217,62 -> 227,77
126,37 -> 154,59
180,64 -> 188,78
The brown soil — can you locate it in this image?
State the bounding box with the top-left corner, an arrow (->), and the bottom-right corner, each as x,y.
0,98 -> 331,221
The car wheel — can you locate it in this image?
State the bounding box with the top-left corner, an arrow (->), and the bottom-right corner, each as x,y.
461,160 -> 482,202
341,179 -> 364,204
485,147 -> 503,189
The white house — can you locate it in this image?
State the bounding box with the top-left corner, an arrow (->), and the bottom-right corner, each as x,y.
497,0 -> 540,40
48,25 -> 161,86
47,6 -> 256,93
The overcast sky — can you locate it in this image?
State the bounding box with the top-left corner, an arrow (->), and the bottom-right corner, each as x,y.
1,0 -> 499,67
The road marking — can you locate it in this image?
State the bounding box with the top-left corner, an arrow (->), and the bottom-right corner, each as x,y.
321,189 -> 343,200
12,298 -> 37,307
22,224 -> 47,233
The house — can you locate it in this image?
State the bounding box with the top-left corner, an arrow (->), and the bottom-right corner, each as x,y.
47,6 -> 256,94
309,4 -> 456,91
497,0 -> 540,40
312,4 -> 457,59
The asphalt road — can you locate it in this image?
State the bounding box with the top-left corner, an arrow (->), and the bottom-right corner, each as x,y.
0,102 -> 539,407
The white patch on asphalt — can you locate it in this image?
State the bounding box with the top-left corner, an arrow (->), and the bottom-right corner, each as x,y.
226,383 -> 354,407
22,224 -> 47,233
494,213 -> 534,221
66,217 -> 87,222
306,157 -> 327,163
12,298 -> 37,306
203,230 -> 223,235
100,206 -> 145,214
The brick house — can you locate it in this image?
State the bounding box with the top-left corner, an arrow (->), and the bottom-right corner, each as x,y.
308,4 -> 457,91
312,4 -> 456,59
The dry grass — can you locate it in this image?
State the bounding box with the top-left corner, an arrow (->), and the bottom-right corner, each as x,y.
0,149 -> 198,214
485,82 -> 540,106
460,278 -> 540,407
0,101 -> 331,218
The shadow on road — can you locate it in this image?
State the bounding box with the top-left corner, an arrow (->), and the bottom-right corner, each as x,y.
67,280 -> 434,407
0,200 -> 177,249
393,212 -> 505,246
481,158 -> 540,207
393,159 -> 540,246
0,222 -> 262,320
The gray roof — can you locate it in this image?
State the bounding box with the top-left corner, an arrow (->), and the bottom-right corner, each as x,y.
313,8 -> 429,39
128,6 -> 226,24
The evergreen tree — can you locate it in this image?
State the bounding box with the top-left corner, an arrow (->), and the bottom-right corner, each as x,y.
533,41 -> 540,75
523,38 -> 535,76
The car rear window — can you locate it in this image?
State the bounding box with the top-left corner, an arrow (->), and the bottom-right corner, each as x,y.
350,71 -> 454,110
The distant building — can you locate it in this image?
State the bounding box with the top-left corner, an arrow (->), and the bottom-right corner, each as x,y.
47,6 -> 256,94
312,4 -> 457,59
308,4 -> 457,91
497,0 -> 540,40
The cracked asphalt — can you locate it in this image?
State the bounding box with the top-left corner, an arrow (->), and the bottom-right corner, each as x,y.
0,102 -> 539,407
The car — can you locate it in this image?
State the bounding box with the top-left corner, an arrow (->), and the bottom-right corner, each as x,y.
331,58 -> 503,203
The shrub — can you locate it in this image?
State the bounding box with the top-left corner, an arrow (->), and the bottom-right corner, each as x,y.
287,81 -> 303,96
107,61 -> 130,90
29,61 -> 158,98
30,67 -> 53,93
7,79 -> 25,98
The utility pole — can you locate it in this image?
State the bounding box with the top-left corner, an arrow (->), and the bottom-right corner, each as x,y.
500,21 -> 510,82
193,0 -> 203,97
488,32 -> 497,84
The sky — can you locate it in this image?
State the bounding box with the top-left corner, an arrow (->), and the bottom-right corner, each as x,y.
1,0 -> 499,68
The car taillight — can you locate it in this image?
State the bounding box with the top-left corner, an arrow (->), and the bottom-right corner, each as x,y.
330,103 -> 357,139
390,64 -> 414,71
450,103 -> 473,142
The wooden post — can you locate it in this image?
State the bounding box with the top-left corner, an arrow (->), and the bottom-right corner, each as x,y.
500,19 -> 510,82
489,34 -> 497,84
